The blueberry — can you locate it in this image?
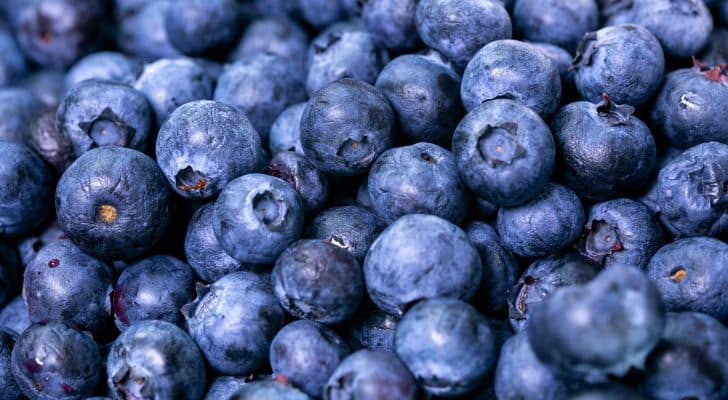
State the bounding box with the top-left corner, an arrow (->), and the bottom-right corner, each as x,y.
14,0 -> 103,68
229,17 -> 309,68
134,58 -> 213,125
306,23 -> 388,97
64,51 -> 141,92
270,320 -> 350,398
528,265 -> 665,382
304,205 -> 384,261
214,52 -> 306,139
362,0 -> 420,53
638,147 -> 683,215
497,183 -> 585,258
55,146 -> 171,260
508,253 -> 601,332
599,0 -> 635,26
528,42 -> 576,91
552,95 -> 657,200
184,271 -> 286,375
415,0 -> 512,68
19,69 -> 65,108
566,385 -> 650,400
513,0 -> 599,52
294,0 -> 348,29
465,221 -> 519,314
0,332 -> 22,400
22,240 -> 112,334
12,322 -> 101,399
375,53 -> 463,144
0,296 -> 30,337
269,102 -> 306,156
323,350 -> 417,400
56,79 -> 152,158
494,332 -> 569,400
213,173 -> 304,264
204,376 -> 249,400
0,88 -> 44,144
107,320 -> 206,400
651,60 -> 728,149
640,311 -> 728,400
164,0 -> 239,56
572,24 -> 664,106
263,151 -> 329,214
117,0 -> 182,62
367,142 -> 470,224
699,28 -> 728,66
0,26 -> 26,86
300,79 -> 395,176
656,142 -> 728,237
156,101 -> 261,199
184,203 -> 250,283
231,379 -> 311,400
395,298 -> 497,397
646,237 -> 728,319
344,302 -> 399,352
364,214 -> 482,316
113,255 -> 195,331
461,40 -> 562,118
472,196 -> 500,219
272,239 -> 363,324
28,109 -> 74,174
581,199 -> 662,269
0,142 -> 53,237
632,0 -> 713,59
453,99 -> 555,207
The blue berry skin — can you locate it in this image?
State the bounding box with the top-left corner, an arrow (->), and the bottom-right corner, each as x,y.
64,52 -> 141,93
0,332 -> 22,400
184,271 -> 286,375
0,142 -> 53,237
415,0 -> 512,68
646,237 -> 728,319
28,109 -> 75,174
263,151 -> 329,214
362,0 -> 420,53
566,385 -> 650,400
56,79 -> 152,159
230,17 -> 309,68
528,42 -> 576,91
134,58 -> 213,125
656,142 -> 728,237
213,173 -> 304,264
465,221 -> 519,314
204,377 -> 249,400
117,0 -> 182,62
375,54 -> 463,145
651,64 -> 728,149
599,0 -> 634,26
231,380 -> 311,400
214,53 -> 306,139
344,303 -> 399,352
699,28 -> 728,66
632,0 -> 712,59
494,332 -> 569,400
573,24 -> 665,106
0,88 -> 44,144
164,0 -> 239,56
462,40 -> 562,118
395,298 -> 497,397
453,100 -> 555,207
306,24 -> 388,97
272,240 -> 363,324
364,214 -> 482,316
269,103 -> 306,156
508,253 -> 601,332
497,183 -> 585,258
472,196 -> 499,219
0,27 -> 26,87
270,320 -> 350,398
367,143 -> 470,224
14,0 -> 102,68
0,296 -> 31,337
552,96 -> 657,200
294,0 -> 348,29
156,101 -> 262,200
639,147 -> 682,215
23,241 -> 113,334
640,312 -> 728,400
56,146 -> 171,260
304,205 -> 384,262
184,203 -> 250,283
300,79 -> 395,177
581,199 -> 662,269
527,265 -> 665,382
513,0 -> 599,52
112,255 -> 195,331
20,69 -> 66,109
107,320 -> 206,400
12,322 -> 101,399
324,350 -> 417,400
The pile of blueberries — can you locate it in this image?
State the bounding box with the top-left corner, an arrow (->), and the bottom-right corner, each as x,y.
1,0 -> 728,399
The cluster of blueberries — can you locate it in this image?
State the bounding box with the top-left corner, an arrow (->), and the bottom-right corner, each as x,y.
1,0 -> 728,399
